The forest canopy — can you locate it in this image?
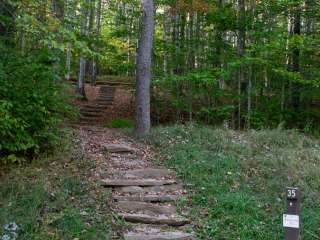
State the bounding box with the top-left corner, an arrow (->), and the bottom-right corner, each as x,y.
0,0 -> 320,156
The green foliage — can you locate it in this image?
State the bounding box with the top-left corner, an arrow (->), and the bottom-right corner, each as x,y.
0,46 -> 76,158
104,118 -> 134,129
152,70 -> 235,124
149,125 -> 320,239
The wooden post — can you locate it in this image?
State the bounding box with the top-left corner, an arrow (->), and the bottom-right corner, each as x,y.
284,187 -> 300,240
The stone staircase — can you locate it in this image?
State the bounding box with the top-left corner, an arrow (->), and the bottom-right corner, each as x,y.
79,86 -> 116,124
99,144 -> 196,240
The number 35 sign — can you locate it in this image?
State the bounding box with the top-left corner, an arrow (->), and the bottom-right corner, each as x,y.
284,187 -> 300,240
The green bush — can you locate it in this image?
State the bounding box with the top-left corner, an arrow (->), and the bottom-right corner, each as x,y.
0,46 -> 76,159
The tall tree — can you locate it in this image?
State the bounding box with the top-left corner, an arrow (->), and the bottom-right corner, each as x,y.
77,0 -> 90,98
237,0 -> 246,128
135,0 -> 155,138
91,0 -> 102,85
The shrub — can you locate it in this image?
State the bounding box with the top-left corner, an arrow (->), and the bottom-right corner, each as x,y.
0,45 -> 76,159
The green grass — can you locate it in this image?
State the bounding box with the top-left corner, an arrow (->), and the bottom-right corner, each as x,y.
0,133 -> 113,240
148,124 -> 320,240
104,118 -> 134,129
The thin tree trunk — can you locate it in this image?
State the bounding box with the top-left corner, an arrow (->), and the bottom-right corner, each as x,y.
91,0 -> 102,86
51,0 -> 64,81
65,0 -> 75,81
291,3 -> 301,109
77,0 -> 89,98
237,0 -> 245,129
65,42 -> 71,80
163,7 -> 170,74
135,0 -> 155,138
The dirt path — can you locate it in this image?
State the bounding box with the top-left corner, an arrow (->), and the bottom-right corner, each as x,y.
74,125 -> 196,239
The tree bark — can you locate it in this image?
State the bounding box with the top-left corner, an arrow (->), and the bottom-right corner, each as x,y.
77,0 -> 89,99
290,3 -> 301,109
237,0 -> 245,129
135,0 -> 155,138
91,0 -> 102,85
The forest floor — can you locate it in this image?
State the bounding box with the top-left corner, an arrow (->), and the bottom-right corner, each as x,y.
1,84 -> 320,239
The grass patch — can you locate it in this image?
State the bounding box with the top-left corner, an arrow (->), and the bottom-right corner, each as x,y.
104,118 -> 134,129
148,124 -> 320,239
0,132 -> 112,240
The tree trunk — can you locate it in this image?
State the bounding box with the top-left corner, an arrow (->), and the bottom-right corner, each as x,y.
91,0 -> 102,85
65,0 -> 75,81
291,3 -> 301,109
65,42 -> 71,81
237,0 -> 245,129
163,7 -> 170,74
51,0 -> 64,80
77,0 -> 89,99
135,0 -> 155,138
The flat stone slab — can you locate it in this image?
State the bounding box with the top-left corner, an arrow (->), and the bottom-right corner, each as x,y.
124,231 -> 195,240
102,144 -> 136,153
113,168 -> 174,179
101,179 -> 176,187
115,201 -> 177,215
113,194 -> 180,203
117,184 -> 184,193
124,225 -> 196,240
119,213 -> 190,226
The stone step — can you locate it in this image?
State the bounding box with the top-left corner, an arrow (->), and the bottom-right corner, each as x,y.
98,94 -> 114,97
115,202 -> 190,225
113,194 -> 180,203
84,105 -> 108,110
102,144 -> 136,153
97,95 -> 114,98
96,98 -> 113,102
111,168 -> 174,179
100,88 -> 115,93
95,99 -> 113,105
124,232 -> 195,240
79,117 -> 100,123
118,213 -> 189,226
117,184 -> 184,194
80,109 -> 101,113
101,179 -> 176,187
115,201 -> 177,215
123,225 -> 195,240
81,112 -> 102,117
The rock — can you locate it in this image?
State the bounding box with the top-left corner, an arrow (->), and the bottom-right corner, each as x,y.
102,144 -> 136,153
114,168 -> 174,179
123,225 -> 196,240
119,213 -> 190,226
101,179 -> 176,187
117,184 -> 183,193
115,201 -> 177,215
124,232 -> 195,240
118,186 -> 145,193
113,194 -> 180,203
149,184 -> 184,193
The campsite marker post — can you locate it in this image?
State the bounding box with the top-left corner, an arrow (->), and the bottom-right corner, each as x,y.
283,187 -> 300,240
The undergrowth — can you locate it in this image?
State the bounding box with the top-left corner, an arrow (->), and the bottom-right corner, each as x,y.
0,131 -> 112,240
148,124 -> 320,239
